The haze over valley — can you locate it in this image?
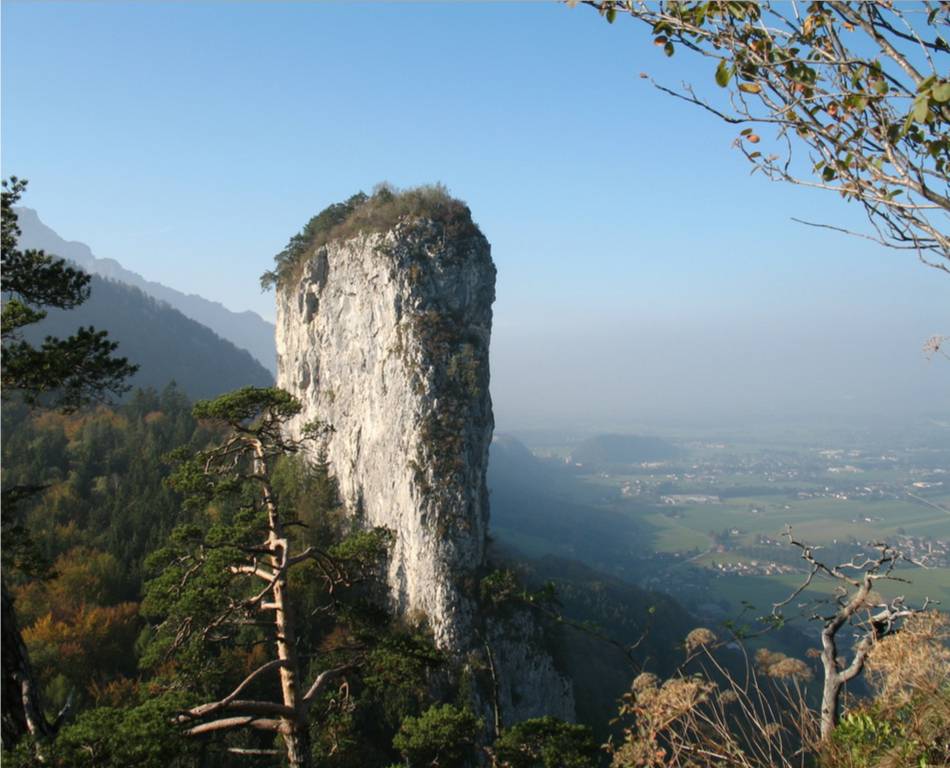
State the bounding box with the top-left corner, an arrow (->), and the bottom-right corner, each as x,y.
2,2 -> 948,766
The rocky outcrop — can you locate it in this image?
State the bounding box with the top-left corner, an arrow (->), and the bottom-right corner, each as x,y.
485,611 -> 576,724
277,217 -> 494,650
276,196 -> 574,722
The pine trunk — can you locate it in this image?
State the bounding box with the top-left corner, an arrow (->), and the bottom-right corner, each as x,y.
1,581 -> 51,751
257,446 -> 310,768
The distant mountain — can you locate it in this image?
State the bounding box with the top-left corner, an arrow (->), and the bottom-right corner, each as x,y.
570,433 -> 679,466
14,207 -> 277,374
24,273 -> 274,401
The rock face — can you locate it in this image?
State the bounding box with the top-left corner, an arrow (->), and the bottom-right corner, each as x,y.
276,199 -> 575,724
485,611 -> 576,724
276,218 -> 494,650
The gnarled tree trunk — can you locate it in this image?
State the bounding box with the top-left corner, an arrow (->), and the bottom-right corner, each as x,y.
1,581 -> 51,751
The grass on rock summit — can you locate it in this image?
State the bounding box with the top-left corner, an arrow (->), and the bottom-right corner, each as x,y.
261,183 -> 483,292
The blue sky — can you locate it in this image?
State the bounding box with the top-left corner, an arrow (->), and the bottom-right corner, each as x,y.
3,1 -> 948,429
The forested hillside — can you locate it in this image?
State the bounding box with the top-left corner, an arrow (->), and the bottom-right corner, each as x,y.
2,388 -> 209,717
14,207 -> 277,374
22,274 -> 273,400
1,388 -> 462,766
2,386 -> 631,767
3,386 -> 210,587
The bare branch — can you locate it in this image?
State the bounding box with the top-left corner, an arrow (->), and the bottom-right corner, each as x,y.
302,664 -> 353,706
183,716 -> 287,737
578,0 -> 950,270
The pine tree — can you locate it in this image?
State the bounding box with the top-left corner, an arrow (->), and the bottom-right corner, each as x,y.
1,177 -> 137,752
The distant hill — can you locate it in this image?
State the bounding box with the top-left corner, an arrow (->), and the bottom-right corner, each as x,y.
570,433 -> 679,466
24,274 -> 274,401
14,207 -> 277,374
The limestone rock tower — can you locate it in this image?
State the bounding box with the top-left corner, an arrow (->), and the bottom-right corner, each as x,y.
275,187 -> 574,722
276,189 -> 493,649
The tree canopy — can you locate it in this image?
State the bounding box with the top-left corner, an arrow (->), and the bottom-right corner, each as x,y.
581,1 -> 950,271
1,178 -> 138,410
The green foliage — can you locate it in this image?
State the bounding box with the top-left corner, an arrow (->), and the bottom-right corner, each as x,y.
1,177 -> 137,411
192,385 -> 302,426
328,527 -> 395,567
162,388 -> 306,511
261,190 -> 368,291
825,692 -> 950,768
3,329 -> 139,412
1,693 -> 200,768
830,709 -> 903,767
392,704 -> 481,767
261,183 -> 482,291
361,634 -> 445,727
311,631 -> 447,768
493,716 -> 599,768
162,448 -> 242,510
2,385 -> 208,585
139,515 -> 259,683
480,569 -> 524,608
46,693 -> 199,768
479,569 -> 558,615
585,2 -> 950,266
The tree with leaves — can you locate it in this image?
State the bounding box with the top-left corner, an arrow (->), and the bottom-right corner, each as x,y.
2,178 -> 137,410
391,703 -> 482,767
141,387 -> 391,768
1,177 -> 137,753
580,1 -> 950,270
490,716 -> 599,768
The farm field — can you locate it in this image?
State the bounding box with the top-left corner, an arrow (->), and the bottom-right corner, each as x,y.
508,428 -> 950,626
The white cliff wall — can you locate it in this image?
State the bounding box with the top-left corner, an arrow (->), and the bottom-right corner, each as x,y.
276,212 -> 575,723
276,219 -> 494,650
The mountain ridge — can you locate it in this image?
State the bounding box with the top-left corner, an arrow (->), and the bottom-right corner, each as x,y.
14,206 -> 277,374
22,271 -> 274,400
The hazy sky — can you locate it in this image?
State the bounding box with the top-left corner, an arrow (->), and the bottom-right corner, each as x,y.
3,2 -> 948,429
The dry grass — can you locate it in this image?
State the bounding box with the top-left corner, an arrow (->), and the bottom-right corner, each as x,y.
607,617 -> 950,768
261,183 -> 482,291
754,649 -> 813,683
865,610 -> 950,703
323,183 -> 480,248
818,611 -> 950,768
607,628 -> 818,768
684,627 -> 717,654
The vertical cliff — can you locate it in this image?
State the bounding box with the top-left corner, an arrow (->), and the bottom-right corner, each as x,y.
276,192 -> 493,649
275,187 -> 574,722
